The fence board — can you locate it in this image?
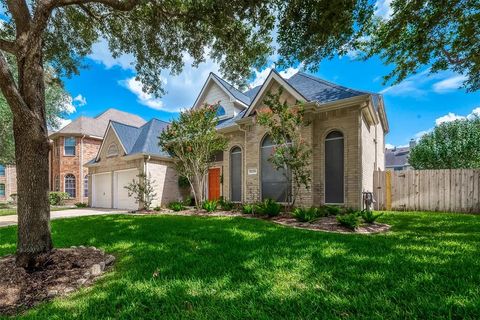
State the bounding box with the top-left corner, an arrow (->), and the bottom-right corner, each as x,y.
374,169 -> 480,213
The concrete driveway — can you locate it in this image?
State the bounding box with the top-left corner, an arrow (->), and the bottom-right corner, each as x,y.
0,208 -> 128,228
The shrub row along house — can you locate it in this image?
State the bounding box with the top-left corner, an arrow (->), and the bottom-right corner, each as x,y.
86,70 -> 388,210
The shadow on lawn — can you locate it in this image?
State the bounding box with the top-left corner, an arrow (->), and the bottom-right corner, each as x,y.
0,212 -> 479,319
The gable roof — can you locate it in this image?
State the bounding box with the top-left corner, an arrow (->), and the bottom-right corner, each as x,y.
192,73 -> 250,109
50,108 -> 146,139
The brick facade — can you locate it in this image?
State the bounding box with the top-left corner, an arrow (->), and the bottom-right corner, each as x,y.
0,165 -> 17,202
50,136 -> 102,203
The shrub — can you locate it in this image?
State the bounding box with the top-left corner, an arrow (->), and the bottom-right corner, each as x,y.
168,201 -> 185,212
292,206 -> 325,222
255,198 -> 282,217
49,192 -> 69,206
178,176 -> 190,189
183,196 -> 194,207
337,213 -> 361,230
361,210 -> 384,223
9,193 -> 17,204
219,197 -> 234,211
324,205 -> 342,216
202,199 -> 218,212
154,206 -> 162,211
0,202 -> 10,209
242,204 -> 254,214
75,202 -> 88,208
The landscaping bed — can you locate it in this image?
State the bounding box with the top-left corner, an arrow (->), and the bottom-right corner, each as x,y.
0,247 -> 115,316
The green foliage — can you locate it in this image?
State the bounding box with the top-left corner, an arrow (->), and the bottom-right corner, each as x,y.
361,210 -> 384,224
219,197 -> 235,211
74,202 -> 88,208
159,105 -> 227,208
168,201 -> 186,212
324,205 -> 342,216
242,204 -> 254,214
256,88 -> 312,209
255,198 -> 282,217
124,174 -> 157,211
183,196 -> 194,207
49,192 -> 69,206
202,200 -> 218,212
153,206 -> 162,212
178,176 -> 190,189
336,213 -> 361,230
409,117 -> 480,169
9,193 -> 17,204
292,206 -> 325,222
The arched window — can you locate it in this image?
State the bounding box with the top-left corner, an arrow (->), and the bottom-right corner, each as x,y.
84,175 -> 88,197
230,147 -> 242,202
64,174 -> 76,198
261,135 -> 291,202
325,131 -> 344,204
107,143 -> 119,157
216,105 -> 226,117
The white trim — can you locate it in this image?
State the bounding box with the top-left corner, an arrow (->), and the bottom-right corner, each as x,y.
95,122 -> 128,162
192,74 -> 249,110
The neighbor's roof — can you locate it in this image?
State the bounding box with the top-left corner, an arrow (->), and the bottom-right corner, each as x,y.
50,108 -> 146,138
385,147 -> 410,168
110,119 -> 171,158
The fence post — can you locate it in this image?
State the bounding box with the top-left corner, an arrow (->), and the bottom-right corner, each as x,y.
386,170 -> 392,210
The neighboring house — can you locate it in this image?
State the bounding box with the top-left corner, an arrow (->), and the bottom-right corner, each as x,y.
85,119 -> 185,210
49,108 -> 146,203
385,139 -> 415,171
88,70 -> 388,210
0,164 -> 17,202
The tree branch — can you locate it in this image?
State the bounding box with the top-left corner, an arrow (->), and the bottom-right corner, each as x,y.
6,0 -> 32,37
0,39 -> 17,54
51,0 -> 142,11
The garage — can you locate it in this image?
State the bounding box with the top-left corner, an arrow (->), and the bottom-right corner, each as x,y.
114,169 -> 139,210
92,172 -> 112,208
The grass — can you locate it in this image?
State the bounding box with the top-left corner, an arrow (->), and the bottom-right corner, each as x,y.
0,211 -> 479,319
0,206 -> 73,217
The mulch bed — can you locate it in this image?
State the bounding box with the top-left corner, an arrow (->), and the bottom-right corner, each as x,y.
0,247 -> 115,316
135,209 -> 391,234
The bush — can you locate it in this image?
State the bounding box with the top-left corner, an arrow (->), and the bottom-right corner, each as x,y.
242,204 -> 254,214
9,193 -> 17,204
49,192 -> 69,206
361,210 -> 384,223
336,213 -> 361,230
324,205 -> 342,216
219,197 -> 234,211
0,202 -> 10,209
154,206 -> 162,211
75,202 -> 88,208
168,201 -> 185,212
255,198 -> 282,217
292,206 -> 325,222
202,199 -> 218,212
183,196 -> 194,207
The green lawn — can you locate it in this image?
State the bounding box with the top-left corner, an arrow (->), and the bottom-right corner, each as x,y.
0,212 -> 479,319
0,206 -> 73,217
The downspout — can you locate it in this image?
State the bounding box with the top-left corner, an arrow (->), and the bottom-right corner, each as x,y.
80,135 -> 85,203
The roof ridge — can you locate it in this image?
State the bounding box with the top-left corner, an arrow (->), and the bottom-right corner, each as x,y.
149,117 -> 171,125
294,72 -> 372,96
211,73 -> 250,100
110,120 -> 141,129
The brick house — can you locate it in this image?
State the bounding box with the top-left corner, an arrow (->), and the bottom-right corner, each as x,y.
87,70 -> 388,210
0,164 -> 17,202
49,109 -> 146,203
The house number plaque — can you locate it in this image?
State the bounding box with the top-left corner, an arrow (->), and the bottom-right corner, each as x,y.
247,168 -> 257,175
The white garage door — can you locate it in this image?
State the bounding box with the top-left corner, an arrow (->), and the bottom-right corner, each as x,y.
92,173 -> 112,208
115,169 -> 139,210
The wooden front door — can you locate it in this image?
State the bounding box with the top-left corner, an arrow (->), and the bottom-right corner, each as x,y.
208,168 -> 221,200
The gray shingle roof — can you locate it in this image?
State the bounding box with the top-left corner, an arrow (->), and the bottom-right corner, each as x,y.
216,110 -> 246,130
211,73 -> 252,106
50,108 -> 146,138
111,119 -> 170,158
385,147 -> 410,168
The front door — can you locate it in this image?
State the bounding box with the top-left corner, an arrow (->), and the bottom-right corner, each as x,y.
208,168 -> 221,200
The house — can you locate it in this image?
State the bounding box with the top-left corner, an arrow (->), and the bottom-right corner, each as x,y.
385,139 -> 415,171
0,164 -> 16,202
49,108 -> 146,203
85,119 -> 185,210
87,70 -> 388,210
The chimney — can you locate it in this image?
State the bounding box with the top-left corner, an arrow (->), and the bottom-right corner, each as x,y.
409,138 -> 416,149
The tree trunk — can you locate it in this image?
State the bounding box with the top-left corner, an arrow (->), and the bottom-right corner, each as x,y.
14,42 -> 52,269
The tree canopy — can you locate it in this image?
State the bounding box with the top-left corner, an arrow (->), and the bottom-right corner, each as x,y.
409,117 -> 480,169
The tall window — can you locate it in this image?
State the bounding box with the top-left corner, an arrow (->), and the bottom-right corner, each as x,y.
84,175 -> 89,197
325,131 -> 344,204
230,147 -> 242,202
64,137 -> 76,156
65,174 -> 76,198
260,135 -> 291,202
0,165 -> 5,176
0,184 -> 5,197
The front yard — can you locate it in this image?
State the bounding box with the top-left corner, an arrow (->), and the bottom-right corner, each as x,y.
0,211 -> 479,319
0,206 -> 73,217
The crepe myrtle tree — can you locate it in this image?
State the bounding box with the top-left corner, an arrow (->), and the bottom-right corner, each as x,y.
0,0 -> 275,269
158,104 -> 227,209
256,87 -> 312,210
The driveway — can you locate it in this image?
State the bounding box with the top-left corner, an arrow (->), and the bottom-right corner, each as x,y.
0,208 -> 128,228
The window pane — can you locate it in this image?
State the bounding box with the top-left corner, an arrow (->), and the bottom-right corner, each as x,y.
230,148 -> 242,202
0,165 -> 4,176
65,174 -> 76,198
325,132 -> 344,203
261,137 -> 291,202
0,184 -> 5,196
64,137 -> 76,155
216,105 -> 226,117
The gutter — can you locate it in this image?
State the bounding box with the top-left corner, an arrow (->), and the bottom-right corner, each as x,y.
80,135 -> 85,203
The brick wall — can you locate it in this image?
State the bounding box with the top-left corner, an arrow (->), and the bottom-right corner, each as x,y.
0,165 -> 17,202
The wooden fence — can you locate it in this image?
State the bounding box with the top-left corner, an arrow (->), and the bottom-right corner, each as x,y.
373,169 -> 480,213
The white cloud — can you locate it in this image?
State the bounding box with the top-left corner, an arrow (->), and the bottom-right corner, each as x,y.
375,0 -> 393,20
121,77 -> 168,111
467,107 -> 480,120
88,38 -> 135,70
414,129 -> 432,140
62,95 -> 76,114
250,64 -> 302,88
432,75 -> 467,93
73,94 -> 87,106
57,118 -> 72,129
385,143 -> 395,149
435,112 -> 465,125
